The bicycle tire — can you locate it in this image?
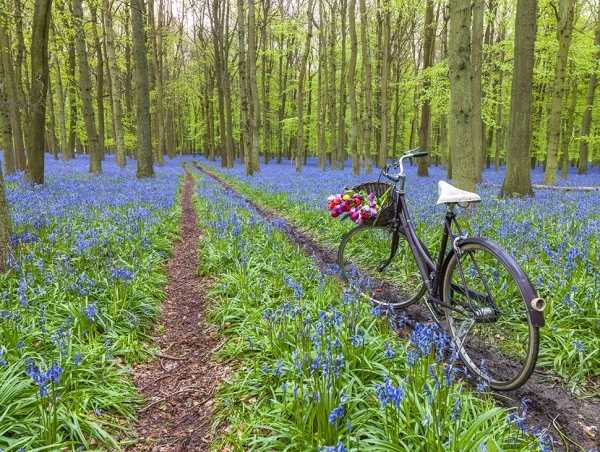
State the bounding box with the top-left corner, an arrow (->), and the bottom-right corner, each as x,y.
441,237 -> 539,391
337,224 -> 425,309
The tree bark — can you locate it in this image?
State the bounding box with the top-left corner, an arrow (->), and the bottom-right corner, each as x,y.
66,41 -> 77,160
448,0 -> 476,191
295,0 -> 314,172
418,0 -> 434,176
0,62 -> 16,174
131,0 -> 154,177
0,165 -> 11,271
72,0 -> 102,174
543,0 -> 575,184
501,0 -> 537,197
348,0 -> 360,175
359,0 -> 373,171
0,25 -> 26,171
471,0 -> 484,179
247,0 -> 260,174
91,4 -> 106,161
378,0 -> 391,168
103,0 -> 127,167
237,0 -> 250,168
337,0 -> 348,169
28,0 -> 53,184
560,78 -> 578,178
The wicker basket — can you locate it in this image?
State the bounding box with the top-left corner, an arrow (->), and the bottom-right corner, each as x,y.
349,182 -> 396,227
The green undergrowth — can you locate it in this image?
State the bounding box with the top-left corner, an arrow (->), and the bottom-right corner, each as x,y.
192,172 -> 544,451
196,164 -> 599,390
0,176 -> 182,450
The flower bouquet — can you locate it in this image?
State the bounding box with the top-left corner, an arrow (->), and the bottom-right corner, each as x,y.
327,188 -> 390,225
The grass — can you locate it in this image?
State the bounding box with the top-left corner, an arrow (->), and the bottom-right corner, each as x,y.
192,170 -> 548,451
195,159 -> 599,389
0,156 -> 184,450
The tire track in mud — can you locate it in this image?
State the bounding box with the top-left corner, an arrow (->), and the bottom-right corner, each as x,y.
193,161 -> 599,451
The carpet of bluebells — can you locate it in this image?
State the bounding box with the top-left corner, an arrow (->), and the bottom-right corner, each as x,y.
192,170 -> 549,451
1,155 -> 187,450
197,158 -> 600,386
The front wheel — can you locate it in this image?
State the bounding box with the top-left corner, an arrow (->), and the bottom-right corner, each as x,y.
337,224 -> 425,309
442,238 -> 540,391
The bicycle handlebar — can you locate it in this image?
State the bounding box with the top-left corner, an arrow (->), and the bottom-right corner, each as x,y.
382,148 -> 429,183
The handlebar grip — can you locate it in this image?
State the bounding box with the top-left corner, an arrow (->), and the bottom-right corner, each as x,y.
410,149 -> 428,158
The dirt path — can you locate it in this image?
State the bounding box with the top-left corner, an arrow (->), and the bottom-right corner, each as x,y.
194,162 -> 600,451
130,168 -> 227,451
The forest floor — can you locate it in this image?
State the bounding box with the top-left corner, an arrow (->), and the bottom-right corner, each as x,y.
194,161 -> 600,451
129,169 -> 229,451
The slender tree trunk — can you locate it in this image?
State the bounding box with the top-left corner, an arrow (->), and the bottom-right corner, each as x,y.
103,0 -> 126,167
66,42 -> 77,159
148,0 -> 165,165
577,10 -> 600,174
560,79 -> 578,178
328,2 -> 338,165
0,165 -> 11,271
448,0 -> 476,191
317,0 -> 327,170
295,0 -> 314,172
0,67 -> 16,174
418,0 -> 435,176
337,0 -> 348,169
378,0 -> 391,168
501,0 -> 537,197
46,75 -> 58,159
471,0 -> 484,180
131,0 -> 154,177
90,5 -> 105,162
348,0 -> 360,175
359,0 -> 373,171
247,0 -> 260,173
0,26 -> 26,171
73,0 -> 101,174
28,0 -> 53,184
53,56 -> 68,158
124,6 -> 134,118
238,0 -> 250,168
543,0 -> 575,184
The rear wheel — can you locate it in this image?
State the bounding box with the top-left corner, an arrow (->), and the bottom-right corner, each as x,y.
337,224 -> 425,308
442,238 -> 539,390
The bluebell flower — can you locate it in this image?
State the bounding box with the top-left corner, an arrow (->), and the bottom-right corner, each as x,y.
328,405 -> 345,424
0,348 -> 6,366
375,377 -> 405,409
111,267 -> 134,281
320,442 -> 347,452
84,303 -> 98,322
73,352 -> 83,366
383,342 -> 396,359
573,340 -> 585,353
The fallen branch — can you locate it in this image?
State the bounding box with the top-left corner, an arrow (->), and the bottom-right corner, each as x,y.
532,184 -> 600,192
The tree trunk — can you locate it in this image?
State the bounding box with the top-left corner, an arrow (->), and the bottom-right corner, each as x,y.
560,78 -> 578,178
337,0 -> 348,169
577,10 -> 600,174
0,165 -> 11,271
46,74 -> 58,159
418,0 -> 435,176
359,0 -> 373,170
103,0 -> 126,167
471,0 -> 484,180
348,0 -> 360,175
238,0 -> 250,168
378,0 -> 391,168
73,0 -> 102,174
148,0 -> 165,165
317,0 -> 327,170
28,0 -> 53,184
66,41 -> 77,159
501,0 -> 537,197
0,66 -> 16,174
543,0 -> 575,184
131,0 -> 154,177
448,0 -> 476,191
328,2 -> 338,165
90,5 -> 106,161
295,0 -> 314,172
247,0 -> 260,174
53,56 -> 68,158
0,25 -> 27,172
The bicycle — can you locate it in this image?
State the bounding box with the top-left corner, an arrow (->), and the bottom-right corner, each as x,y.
337,148 -> 545,390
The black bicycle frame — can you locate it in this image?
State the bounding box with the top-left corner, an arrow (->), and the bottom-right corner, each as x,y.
389,180 -> 459,301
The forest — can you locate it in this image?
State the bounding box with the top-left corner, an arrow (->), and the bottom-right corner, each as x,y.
0,0 -> 599,450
